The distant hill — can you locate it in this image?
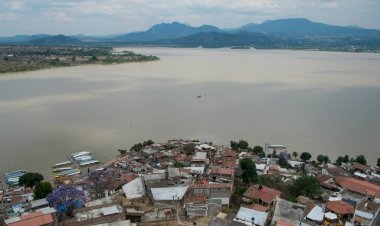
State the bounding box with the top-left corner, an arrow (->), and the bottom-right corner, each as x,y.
239,18 -> 380,36
28,35 -> 82,45
104,22 -> 223,42
154,31 -> 281,48
1,18 -> 380,51
0,34 -> 50,43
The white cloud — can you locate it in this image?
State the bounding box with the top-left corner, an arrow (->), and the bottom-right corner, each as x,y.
0,0 -> 379,35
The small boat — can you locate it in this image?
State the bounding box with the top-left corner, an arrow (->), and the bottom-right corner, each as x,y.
52,167 -> 73,173
79,160 -> 100,166
71,151 -> 91,158
53,161 -> 72,168
55,169 -> 80,177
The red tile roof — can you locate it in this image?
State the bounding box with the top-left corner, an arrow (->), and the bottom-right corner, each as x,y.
8,211 -> 54,226
243,185 -> 282,204
223,150 -> 238,158
352,162 -> 370,172
210,167 -> 234,176
275,219 -> 293,226
250,204 -> 268,212
335,176 -> 380,198
317,174 -> 333,183
222,158 -> 236,168
326,201 -> 354,215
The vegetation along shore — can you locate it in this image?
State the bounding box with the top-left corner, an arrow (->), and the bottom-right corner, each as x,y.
0,45 -> 159,74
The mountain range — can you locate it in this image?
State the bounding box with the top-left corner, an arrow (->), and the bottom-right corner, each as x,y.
1,18 -> 379,51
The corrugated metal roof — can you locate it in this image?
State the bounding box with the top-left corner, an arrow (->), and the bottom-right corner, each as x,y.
101,205 -> 122,216
234,206 -> 268,226
122,177 -> 145,199
151,186 -> 188,201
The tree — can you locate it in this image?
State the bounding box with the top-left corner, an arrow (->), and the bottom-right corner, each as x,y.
279,155 -> 290,168
239,158 -> 257,185
253,146 -> 264,155
173,162 -> 184,168
292,151 -> 298,159
238,140 -> 249,150
343,155 -> 350,163
117,149 -> 127,156
323,156 -> 330,164
230,140 -> 249,150
290,174 -> 321,198
130,143 -> 143,152
183,143 -> 196,155
335,155 -> 344,166
47,186 -> 85,220
143,139 -> 154,146
19,172 -> 44,188
378,158 -> 380,167
317,155 -> 324,164
355,155 -> 367,165
230,141 -> 239,150
34,181 -> 53,199
300,152 -> 312,162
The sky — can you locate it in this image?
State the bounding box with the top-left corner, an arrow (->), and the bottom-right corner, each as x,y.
0,0 -> 379,36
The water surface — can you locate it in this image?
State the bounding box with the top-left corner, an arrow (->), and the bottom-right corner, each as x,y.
0,48 -> 379,177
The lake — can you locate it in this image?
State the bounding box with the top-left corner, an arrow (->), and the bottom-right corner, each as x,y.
0,47 -> 379,177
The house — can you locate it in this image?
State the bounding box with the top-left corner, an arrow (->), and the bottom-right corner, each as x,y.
4,209 -> 56,226
150,186 -> 188,206
60,203 -> 125,226
242,185 -> 281,209
305,205 -> 324,224
121,177 -> 145,200
209,167 -> 234,182
191,152 -> 208,166
352,162 -> 371,174
233,206 -> 268,226
317,174 -> 338,190
188,183 -> 232,206
271,198 -> 313,226
326,200 -> 355,220
335,176 -> 380,202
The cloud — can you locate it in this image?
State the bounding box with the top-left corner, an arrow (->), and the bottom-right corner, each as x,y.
0,0 -> 379,35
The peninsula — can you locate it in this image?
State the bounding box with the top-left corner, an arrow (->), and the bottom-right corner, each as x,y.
0,45 -> 159,74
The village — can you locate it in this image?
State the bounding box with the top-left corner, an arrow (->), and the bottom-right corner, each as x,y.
0,139 -> 380,226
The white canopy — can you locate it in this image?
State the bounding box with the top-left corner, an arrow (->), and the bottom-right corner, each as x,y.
324,212 -> 338,220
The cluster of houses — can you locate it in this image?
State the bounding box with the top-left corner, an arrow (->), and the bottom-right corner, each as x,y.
1,140 -> 380,226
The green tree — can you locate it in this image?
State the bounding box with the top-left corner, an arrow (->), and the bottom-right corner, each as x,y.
323,156 -> 330,164
292,151 -> 298,159
335,156 -> 344,166
317,155 -> 324,164
253,146 -> 264,155
355,155 -> 367,165
239,157 -> 257,185
34,181 -> 53,199
230,141 -> 239,150
143,139 -> 154,146
183,143 -> 196,155
238,140 -> 249,150
343,155 -> 350,163
279,155 -> 290,168
300,152 -> 312,162
117,149 -> 127,156
173,162 -> 184,168
19,172 -> 44,188
130,143 -> 143,152
290,174 -> 321,198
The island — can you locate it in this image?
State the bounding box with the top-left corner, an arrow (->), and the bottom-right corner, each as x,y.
0,45 -> 159,74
